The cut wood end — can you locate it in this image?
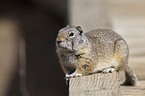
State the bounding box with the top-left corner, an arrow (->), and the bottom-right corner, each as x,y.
69,71 -> 121,96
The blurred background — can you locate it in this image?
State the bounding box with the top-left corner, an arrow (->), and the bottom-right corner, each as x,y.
0,0 -> 145,96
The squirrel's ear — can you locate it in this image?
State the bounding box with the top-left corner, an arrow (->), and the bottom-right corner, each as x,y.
66,25 -> 70,27
75,26 -> 83,34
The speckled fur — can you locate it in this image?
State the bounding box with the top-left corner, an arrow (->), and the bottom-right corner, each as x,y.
56,26 -> 137,86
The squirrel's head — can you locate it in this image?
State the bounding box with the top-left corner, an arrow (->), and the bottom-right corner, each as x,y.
56,25 -> 88,52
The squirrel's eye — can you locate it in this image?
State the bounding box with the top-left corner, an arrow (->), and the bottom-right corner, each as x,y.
69,32 -> 75,38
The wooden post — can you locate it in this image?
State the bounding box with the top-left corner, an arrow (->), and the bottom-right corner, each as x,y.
69,71 -> 121,96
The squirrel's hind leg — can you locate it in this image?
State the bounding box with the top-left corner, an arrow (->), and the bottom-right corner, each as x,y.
114,40 -> 137,86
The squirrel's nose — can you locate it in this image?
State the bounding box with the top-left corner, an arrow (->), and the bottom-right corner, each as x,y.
57,40 -> 62,44
56,36 -> 64,45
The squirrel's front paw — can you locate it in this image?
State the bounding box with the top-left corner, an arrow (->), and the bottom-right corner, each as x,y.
66,73 -> 82,78
102,68 -> 116,73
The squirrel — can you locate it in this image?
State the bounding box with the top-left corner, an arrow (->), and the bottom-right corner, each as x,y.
56,25 -> 137,86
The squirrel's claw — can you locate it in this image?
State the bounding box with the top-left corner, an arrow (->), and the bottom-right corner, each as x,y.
66,73 -> 82,78
102,68 -> 116,73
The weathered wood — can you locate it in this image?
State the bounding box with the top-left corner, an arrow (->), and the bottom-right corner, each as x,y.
69,74 -> 145,96
68,0 -> 112,32
121,81 -> 145,96
69,71 -> 121,96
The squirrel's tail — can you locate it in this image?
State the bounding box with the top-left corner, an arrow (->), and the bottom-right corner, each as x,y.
121,66 -> 137,86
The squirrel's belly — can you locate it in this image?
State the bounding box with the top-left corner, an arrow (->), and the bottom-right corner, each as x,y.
63,54 -> 77,72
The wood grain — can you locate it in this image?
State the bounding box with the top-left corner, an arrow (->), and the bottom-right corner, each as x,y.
69,74 -> 145,96
121,81 -> 145,96
69,72 -> 121,96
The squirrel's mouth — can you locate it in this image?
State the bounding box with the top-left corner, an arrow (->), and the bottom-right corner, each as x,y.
56,42 -> 73,51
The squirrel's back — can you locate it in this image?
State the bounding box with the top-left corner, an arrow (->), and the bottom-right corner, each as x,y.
85,29 -> 128,64
85,29 -> 124,44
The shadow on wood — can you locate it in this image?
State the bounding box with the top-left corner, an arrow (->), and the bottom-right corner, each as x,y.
69,71 -> 121,96
121,81 -> 145,96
